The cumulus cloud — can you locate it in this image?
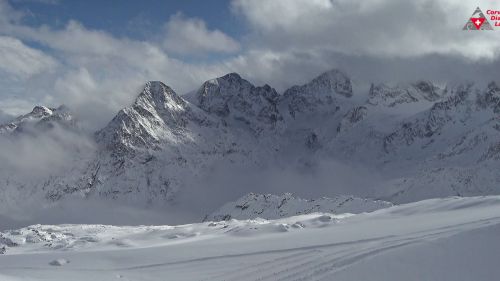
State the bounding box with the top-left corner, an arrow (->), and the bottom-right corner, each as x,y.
162,13 -> 240,55
232,0 -> 500,60
0,0 -> 500,130
0,36 -> 57,78
223,48 -> 500,93
0,1 -> 235,129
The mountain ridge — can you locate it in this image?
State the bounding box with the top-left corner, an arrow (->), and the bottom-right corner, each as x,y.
1,68 -> 500,216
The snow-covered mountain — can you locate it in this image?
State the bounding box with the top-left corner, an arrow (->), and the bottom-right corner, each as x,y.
86,79 -> 275,202
1,69 -> 500,220
194,73 -> 281,132
0,105 -> 75,135
367,81 -> 443,107
206,193 -> 392,221
280,69 -> 352,118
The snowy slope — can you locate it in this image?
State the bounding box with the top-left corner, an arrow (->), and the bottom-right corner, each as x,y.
373,83 -> 500,202
1,196 -> 500,280
0,105 -> 75,135
207,193 -> 392,221
85,80 -> 278,203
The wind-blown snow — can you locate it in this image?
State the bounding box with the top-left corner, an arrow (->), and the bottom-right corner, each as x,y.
1,196 -> 500,280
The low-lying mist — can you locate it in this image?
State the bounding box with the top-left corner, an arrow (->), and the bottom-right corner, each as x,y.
0,125 -> 95,179
0,152 -> 384,230
176,158 -> 385,220
0,120 -> 386,230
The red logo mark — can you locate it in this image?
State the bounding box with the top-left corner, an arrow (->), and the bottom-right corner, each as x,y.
471,17 -> 485,29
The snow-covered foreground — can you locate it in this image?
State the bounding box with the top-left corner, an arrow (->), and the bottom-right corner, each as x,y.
1,196 -> 500,281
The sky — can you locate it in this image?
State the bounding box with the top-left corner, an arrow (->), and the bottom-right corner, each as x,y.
1,0 -> 500,129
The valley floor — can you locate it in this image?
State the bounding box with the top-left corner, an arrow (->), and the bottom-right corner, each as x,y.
1,196 -> 500,281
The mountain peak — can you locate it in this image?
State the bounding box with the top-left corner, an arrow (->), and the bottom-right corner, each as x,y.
283,68 -> 353,99
131,81 -> 189,117
0,105 -> 75,135
195,73 -> 280,127
220,72 -> 242,81
31,105 -> 54,117
280,69 -> 352,117
202,73 -> 245,89
96,81 -> 197,153
315,69 -> 347,81
368,81 -> 443,107
138,81 -> 179,105
309,69 -> 353,98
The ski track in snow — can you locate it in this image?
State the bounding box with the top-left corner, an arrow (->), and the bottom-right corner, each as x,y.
1,196 -> 500,280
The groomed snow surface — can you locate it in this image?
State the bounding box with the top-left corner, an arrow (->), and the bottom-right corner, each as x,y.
1,196 -> 500,281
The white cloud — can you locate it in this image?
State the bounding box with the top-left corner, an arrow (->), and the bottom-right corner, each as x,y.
232,0 -> 500,60
0,36 -> 56,78
232,0 -> 333,33
0,97 -> 40,117
162,13 -> 240,55
1,0 -> 500,130
0,108 -> 12,123
0,1 -> 238,128
0,0 -> 23,24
